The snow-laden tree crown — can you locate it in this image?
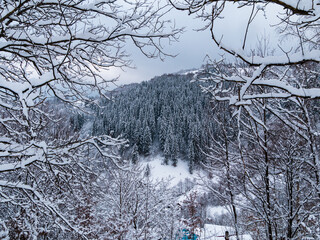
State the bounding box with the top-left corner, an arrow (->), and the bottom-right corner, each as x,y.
169,1 -> 320,239
0,0 -> 180,238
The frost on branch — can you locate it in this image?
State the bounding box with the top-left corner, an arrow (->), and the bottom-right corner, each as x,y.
0,0 -> 180,238
170,0 -> 320,102
170,0 -> 320,239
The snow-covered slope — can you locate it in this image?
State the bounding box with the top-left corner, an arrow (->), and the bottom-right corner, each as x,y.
200,224 -> 252,240
141,155 -> 197,186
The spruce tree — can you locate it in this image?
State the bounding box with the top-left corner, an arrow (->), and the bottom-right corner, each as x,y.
163,136 -> 171,165
132,144 -> 139,164
142,125 -> 152,156
171,136 -> 179,167
188,140 -> 195,174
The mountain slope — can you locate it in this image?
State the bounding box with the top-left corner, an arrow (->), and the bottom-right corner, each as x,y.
91,72 -> 216,172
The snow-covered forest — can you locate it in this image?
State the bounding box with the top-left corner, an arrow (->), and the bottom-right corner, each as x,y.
1,0 -> 320,239
88,73 -> 215,173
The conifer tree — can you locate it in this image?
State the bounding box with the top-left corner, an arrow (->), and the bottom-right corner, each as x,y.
171,137 -> 179,167
132,144 -> 139,164
188,140 -> 195,174
164,136 -> 171,165
142,126 -> 152,156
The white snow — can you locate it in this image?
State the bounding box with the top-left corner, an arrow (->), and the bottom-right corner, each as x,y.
200,224 -> 252,240
139,157 -> 254,240
141,155 -> 196,186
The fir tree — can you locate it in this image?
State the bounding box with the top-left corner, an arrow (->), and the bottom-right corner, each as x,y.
132,144 -> 139,164
142,125 -> 152,156
171,136 -> 179,167
163,136 -> 171,165
188,140 -> 195,174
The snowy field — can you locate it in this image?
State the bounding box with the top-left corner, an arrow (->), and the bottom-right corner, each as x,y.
141,155 -> 197,186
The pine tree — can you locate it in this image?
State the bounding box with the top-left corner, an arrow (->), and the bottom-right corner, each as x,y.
188,140 -> 195,174
159,117 -> 167,150
133,120 -> 142,153
132,144 -> 139,164
142,125 -> 152,156
171,136 -> 179,167
163,136 -> 171,165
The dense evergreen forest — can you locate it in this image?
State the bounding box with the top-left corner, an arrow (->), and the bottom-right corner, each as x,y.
86,72 -> 216,172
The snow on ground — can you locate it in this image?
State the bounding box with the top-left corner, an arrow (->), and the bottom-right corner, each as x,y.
141,155 -> 197,186
200,224 -> 252,240
140,156 -> 253,240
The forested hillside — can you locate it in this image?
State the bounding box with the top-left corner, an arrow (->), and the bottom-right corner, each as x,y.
89,72 -> 215,172
2,0 -> 320,239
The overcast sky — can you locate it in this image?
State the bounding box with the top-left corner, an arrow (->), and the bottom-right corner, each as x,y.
106,3 -> 281,87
